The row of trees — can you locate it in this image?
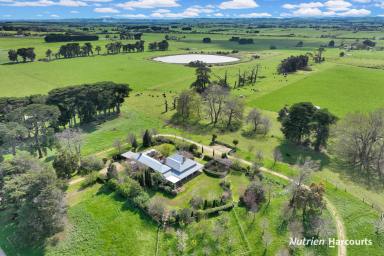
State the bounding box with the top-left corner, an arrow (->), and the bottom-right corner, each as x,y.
47,82 -> 131,126
0,82 -> 130,159
8,39 -> 161,63
107,40 -> 145,54
8,47 -> 36,62
189,64 -> 261,94
44,33 -> 98,42
174,86 -> 271,133
278,102 -> 337,151
57,42 -> 93,59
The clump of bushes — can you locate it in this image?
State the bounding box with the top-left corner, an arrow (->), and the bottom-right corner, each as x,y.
277,55 -> 309,74
80,172 -> 102,189
79,155 -> 104,175
107,176 -> 150,210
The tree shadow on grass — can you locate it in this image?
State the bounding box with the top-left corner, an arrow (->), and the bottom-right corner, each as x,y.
276,140 -> 330,169
166,114 -> 242,137
328,158 -> 384,191
79,114 -> 120,134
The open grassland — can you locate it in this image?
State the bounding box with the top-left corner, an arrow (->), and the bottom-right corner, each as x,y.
254,63 -> 384,116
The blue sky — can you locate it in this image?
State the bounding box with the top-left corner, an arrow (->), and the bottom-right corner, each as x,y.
1,0 -> 383,20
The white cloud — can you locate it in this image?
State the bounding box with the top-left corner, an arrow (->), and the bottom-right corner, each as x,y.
3,14 -> 12,17
282,2 -> 324,9
292,7 -> 324,16
50,14 -> 59,17
57,0 -> 87,7
70,10 -> 79,13
219,0 -> 258,9
83,0 -> 112,2
214,12 -> 224,16
352,0 -> 370,2
151,8 -> 199,18
324,0 -> 352,11
94,7 -> 119,13
10,0 -> 54,7
116,0 -> 179,10
239,12 -> 271,17
150,5 -> 215,18
338,8 -> 371,15
7,0 -> 87,7
154,8 -> 170,13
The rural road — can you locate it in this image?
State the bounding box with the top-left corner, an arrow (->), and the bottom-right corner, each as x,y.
156,134 -> 347,256
0,247 -> 6,256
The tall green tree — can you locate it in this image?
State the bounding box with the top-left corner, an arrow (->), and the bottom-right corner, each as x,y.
9,104 -> 60,158
311,109 -> 337,151
52,150 -> 78,179
142,129 -> 152,147
191,65 -> 211,93
8,49 -> 18,62
280,102 -> 317,144
0,122 -> 28,155
1,153 -> 66,244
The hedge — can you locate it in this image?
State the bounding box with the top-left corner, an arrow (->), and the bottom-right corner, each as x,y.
203,168 -> 228,178
199,203 -> 234,217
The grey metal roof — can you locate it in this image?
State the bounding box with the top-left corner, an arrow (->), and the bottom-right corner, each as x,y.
122,151 -> 203,184
165,154 -> 196,172
122,151 -> 171,174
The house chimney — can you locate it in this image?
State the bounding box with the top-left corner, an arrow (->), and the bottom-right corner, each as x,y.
182,156 -> 186,164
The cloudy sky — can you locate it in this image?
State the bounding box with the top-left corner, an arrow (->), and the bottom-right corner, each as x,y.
1,0 -> 383,20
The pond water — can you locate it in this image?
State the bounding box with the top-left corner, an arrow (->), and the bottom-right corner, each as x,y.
153,54 -> 240,64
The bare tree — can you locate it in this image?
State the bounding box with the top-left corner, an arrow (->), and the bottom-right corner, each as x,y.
247,108 -> 262,132
204,84 -> 229,127
333,109 -> 384,181
176,90 -> 202,123
289,157 -> 319,212
126,133 -> 138,150
113,139 -> 123,154
55,128 -> 84,164
260,117 -> 271,136
273,148 -> 283,168
176,229 -> 188,254
223,96 -> 244,128
262,231 -> 273,254
259,217 -> 269,235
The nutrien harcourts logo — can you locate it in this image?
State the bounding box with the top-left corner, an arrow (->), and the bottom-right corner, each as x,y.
289,237 -> 373,248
